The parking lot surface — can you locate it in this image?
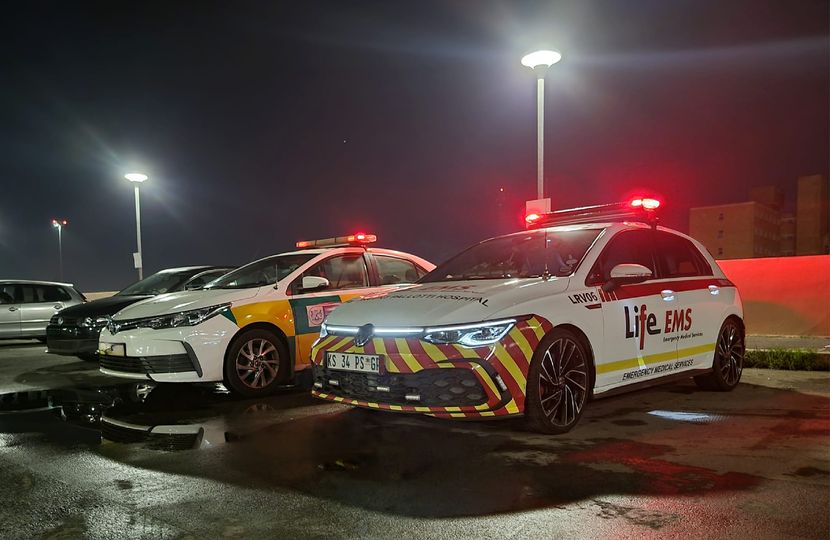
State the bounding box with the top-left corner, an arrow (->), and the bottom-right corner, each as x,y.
0,340 -> 828,539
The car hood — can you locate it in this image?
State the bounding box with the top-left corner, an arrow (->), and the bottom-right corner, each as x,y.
55,295 -> 151,319
326,278 -> 571,327
112,288 -> 260,320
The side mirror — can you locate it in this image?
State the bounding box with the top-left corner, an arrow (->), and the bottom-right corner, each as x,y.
184,282 -> 202,291
301,276 -> 330,291
602,263 -> 652,292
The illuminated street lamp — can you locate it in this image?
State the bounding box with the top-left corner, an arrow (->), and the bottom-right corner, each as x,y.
521,49 -> 562,201
124,172 -> 148,280
51,218 -> 68,281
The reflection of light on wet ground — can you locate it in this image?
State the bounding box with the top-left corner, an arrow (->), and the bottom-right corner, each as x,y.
647,410 -> 725,423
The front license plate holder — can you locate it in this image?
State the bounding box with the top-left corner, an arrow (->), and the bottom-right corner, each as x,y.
325,352 -> 382,374
99,342 -> 126,357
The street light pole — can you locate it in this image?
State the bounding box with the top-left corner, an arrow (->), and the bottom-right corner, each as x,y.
535,73 -> 545,200
521,49 -> 562,201
133,184 -> 143,280
124,172 -> 148,280
51,219 -> 67,281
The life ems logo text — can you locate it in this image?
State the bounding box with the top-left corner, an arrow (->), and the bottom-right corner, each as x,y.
624,305 -> 693,350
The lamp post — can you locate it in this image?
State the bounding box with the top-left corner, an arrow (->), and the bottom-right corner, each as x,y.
51,219 -> 67,281
124,172 -> 148,280
521,49 -> 562,201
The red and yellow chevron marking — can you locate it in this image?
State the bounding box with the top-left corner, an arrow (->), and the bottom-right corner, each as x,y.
311,315 -> 553,417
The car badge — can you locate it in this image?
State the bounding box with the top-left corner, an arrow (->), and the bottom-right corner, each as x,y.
56,317 -> 63,326
354,324 -> 374,347
106,317 -> 120,335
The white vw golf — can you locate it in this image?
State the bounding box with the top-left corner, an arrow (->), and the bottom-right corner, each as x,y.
310,199 -> 744,433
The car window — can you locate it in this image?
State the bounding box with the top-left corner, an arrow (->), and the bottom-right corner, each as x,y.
421,229 -> 601,283
119,270 -> 201,295
18,285 -> 71,303
588,230 -> 656,285
375,256 -> 421,285
208,255 -> 315,290
0,285 -> 16,304
297,254 -> 369,291
185,269 -> 229,290
654,232 -> 712,278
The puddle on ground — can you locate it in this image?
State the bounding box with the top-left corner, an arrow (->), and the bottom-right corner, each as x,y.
0,381 -> 312,452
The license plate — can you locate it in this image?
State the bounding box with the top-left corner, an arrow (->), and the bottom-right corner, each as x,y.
99,342 -> 126,357
326,352 -> 381,374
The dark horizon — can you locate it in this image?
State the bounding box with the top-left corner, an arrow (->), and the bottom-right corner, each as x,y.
1,0 -> 828,291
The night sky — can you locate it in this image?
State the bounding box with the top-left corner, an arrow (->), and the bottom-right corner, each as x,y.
1,0 -> 828,291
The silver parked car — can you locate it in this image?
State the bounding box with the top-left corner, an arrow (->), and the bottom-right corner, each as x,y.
0,280 -> 86,340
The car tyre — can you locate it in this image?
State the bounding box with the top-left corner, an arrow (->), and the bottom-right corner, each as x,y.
223,329 -> 289,397
525,328 -> 593,434
694,317 -> 744,391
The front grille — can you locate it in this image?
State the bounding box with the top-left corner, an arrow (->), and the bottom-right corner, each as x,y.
100,421 -> 202,451
100,354 -> 194,374
313,366 -> 487,407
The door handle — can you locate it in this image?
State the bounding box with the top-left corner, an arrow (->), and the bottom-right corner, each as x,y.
53,304 -> 64,310
8,306 -> 17,312
708,285 -> 720,296
660,289 -> 675,301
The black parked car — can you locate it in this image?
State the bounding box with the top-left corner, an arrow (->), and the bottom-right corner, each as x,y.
46,266 -> 233,361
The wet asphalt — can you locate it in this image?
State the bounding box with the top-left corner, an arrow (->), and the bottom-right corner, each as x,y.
0,340 -> 828,539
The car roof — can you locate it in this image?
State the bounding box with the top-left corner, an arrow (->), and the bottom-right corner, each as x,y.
156,266 -> 219,273
0,279 -> 75,287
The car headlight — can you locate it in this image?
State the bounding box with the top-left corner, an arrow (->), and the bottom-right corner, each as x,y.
132,303 -> 230,331
79,317 -> 109,329
423,319 -> 516,347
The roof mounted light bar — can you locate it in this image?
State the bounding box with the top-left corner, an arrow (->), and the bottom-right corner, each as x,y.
296,233 -> 377,249
526,198 -> 661,229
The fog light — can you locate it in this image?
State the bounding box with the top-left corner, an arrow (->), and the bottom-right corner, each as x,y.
328,379 -> 340,387
313,382 -> 323,389
494,374 -> 508,392
375,386 -> 390,392
405,393 -> 421,402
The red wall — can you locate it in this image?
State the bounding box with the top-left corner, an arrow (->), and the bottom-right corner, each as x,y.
717,255 -> 830,337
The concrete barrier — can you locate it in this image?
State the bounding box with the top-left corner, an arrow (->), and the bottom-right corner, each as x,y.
717,255 -> 830,337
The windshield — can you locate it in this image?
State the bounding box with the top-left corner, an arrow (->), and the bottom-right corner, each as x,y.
420,228 -> 601,283
118,270 -> 201,296
206,254 -> 316,289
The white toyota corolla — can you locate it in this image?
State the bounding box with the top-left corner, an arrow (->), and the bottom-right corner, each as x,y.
310,199 -> 744,433
97,234 -> 433,397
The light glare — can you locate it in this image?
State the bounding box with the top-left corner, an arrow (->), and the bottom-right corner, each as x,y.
521,50 -> 562,69
124,172 -> 148,183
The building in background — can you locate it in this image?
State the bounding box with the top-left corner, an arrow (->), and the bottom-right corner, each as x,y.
689,174 -> 828,260
795,174 -> 830,255
780,213 -> 796,256
689,202 -> 780,259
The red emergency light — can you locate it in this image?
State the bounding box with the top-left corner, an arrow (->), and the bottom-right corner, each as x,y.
296,233 -> 378,249
630,197 -> 661,210
525,197 -> 662,229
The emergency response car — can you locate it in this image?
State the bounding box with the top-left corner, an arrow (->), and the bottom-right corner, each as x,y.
97,235 -> 434,397
311,200 -> 745,433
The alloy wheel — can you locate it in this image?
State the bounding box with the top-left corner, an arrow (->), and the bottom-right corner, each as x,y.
717,322 -> 743,387
538,337 -> 589,427
235,338 -> 280,389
